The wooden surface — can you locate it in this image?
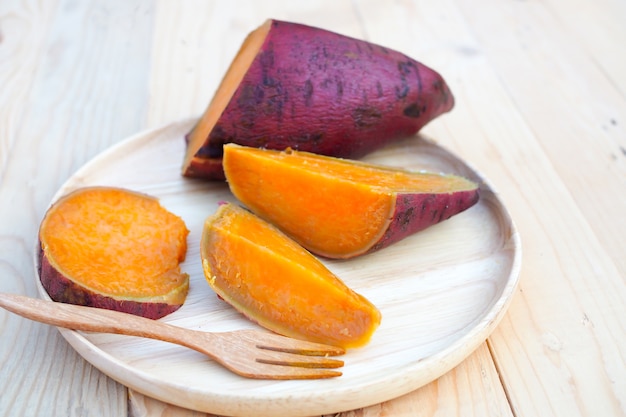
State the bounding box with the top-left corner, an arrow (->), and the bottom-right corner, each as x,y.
0,1 -> 624,416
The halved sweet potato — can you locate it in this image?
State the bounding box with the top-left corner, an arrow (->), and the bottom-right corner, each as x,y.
223,144 -> 480,259
200,203 -> 381,349
38,187 -> 189,319
182,19 -> 454,179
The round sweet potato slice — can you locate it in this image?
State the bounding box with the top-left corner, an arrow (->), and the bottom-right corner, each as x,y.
38,187 -> 189,319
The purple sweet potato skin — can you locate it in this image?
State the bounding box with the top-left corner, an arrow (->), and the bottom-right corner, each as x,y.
187,19 -> 454,179
38,245 -> 182,320
370,189 -> 480,254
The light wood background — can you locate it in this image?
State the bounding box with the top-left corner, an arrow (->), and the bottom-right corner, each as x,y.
1,1 -> 625,416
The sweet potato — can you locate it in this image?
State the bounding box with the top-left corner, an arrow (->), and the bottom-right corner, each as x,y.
38,187 -> 189,319
223,144 -> 479,259
201,203 -> 381,348
182,19 -> 454,179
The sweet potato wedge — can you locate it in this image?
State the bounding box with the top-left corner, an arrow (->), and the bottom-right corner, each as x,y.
183,19 -> 454,179
223,144 -> 480,259
201,203 -> 381,348
38,187 -> 189,319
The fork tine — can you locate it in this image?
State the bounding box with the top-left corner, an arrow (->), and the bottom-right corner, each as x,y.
243,363 -> 343,380
241,329 -> 345,356
216,329 -> 345,379
256,349 -> 344,368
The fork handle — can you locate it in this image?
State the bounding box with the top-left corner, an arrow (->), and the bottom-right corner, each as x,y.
0,292 -> 198,347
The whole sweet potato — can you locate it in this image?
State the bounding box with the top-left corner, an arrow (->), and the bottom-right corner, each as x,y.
183,19 -> 454,179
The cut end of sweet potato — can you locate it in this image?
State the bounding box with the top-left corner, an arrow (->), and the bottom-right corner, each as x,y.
201,203 -> 381,349
223,144 -> 480,259
182,20 -> 272,178
38,187 -> 190,319
182,19 -> 454,179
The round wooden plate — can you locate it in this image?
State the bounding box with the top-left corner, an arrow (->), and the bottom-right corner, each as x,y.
35,118 -> 521,417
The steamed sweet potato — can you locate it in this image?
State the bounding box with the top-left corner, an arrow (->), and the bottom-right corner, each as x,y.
223,144 -> 479,259
38,187 -> 189,319
183,19 -> 454,179
201,203 -> 381,348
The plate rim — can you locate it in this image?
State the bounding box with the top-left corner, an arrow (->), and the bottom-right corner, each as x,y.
34,118 -> 522,416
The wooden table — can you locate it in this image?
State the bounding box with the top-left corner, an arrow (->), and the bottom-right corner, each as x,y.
1,1 -> 624,416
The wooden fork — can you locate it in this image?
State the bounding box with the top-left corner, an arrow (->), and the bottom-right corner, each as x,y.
0,292 -> 344,379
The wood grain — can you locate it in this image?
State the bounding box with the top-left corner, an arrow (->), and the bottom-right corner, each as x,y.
2,0 -> 625,416
404,1 -> 626,415
1,1 -> 148,415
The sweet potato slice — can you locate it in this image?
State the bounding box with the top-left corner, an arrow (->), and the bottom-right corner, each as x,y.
223,144 -> 480,259
38,187 -> 189,319
200,203 -> 381,348
182,19 -> 454,179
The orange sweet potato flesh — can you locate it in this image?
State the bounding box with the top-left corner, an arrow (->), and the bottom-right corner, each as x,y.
182,19 -> 454,180
38,187 -> 189,319
201,203 -> 381,349
223,144 -> 480,259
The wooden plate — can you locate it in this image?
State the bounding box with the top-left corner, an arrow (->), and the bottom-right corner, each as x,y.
35,118 -> 521,417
